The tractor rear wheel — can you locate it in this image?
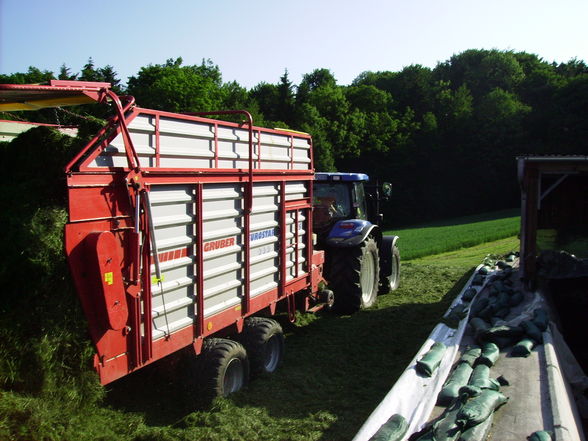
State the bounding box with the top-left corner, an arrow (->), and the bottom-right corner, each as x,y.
379,245 -> 400,294
329,237 -> 380,313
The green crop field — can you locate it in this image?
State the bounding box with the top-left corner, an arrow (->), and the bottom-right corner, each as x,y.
386,209 -> 520,261
0,205 -> 520,441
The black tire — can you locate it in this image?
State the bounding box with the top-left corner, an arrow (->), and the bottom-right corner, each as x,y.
328,237 -> 380,313
197,338 -> 249,400
379,245 -> 400,294
239,317 -> 285,376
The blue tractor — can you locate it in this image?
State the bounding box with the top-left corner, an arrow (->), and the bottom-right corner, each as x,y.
313,172 -> 400,313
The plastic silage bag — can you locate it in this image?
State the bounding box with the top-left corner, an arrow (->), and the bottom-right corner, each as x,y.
438,362 -> 474,406
368,414 -> 408,441
459,346 -> 481,367
521,320 -> 543,344
468,365 -> 500,391
416,342 -> 447,377
462,288 -> 477,302
413,398 -> 465,441
470,297 -> 489,317
469,317 -> 489,338
429,399 -> 463,441
511,338 -> 535,357
508,290 -> 524,307
458,413 -> 494,441
455,389 -> 508,429
532,308 -> 549,332
477,342 -> 499,367
528,430 -> 553,441
478,325 -> 523,348
445,304 -> 469,329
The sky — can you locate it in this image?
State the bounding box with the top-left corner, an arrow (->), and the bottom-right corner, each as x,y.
1,0 -> 587,89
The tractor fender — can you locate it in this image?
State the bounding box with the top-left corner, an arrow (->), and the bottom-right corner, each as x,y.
379,235 -> 399,278
325,220 -> 380,248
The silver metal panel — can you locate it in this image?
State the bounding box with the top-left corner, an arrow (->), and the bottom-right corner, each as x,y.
249,183 -> 280,297
202,183 -> 244,317
147,179 -> 310,338
285,210 -> 308,280
89,113 -> 311,171
149,185 -> 195,340
285,181 -> 308,201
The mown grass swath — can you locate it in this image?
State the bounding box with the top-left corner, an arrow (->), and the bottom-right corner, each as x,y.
0,127 -> 520,440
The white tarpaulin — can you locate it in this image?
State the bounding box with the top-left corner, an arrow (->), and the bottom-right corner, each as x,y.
352,266 -> 488,441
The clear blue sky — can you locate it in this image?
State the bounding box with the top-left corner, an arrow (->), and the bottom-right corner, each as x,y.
1,0 -> 587,89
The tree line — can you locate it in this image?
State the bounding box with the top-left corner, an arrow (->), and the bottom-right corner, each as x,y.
1,51 -> 587,225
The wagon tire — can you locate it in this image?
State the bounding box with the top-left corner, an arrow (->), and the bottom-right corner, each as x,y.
329,237 -> 380,314
239,317 -> 285,377
197,338 -> 249,401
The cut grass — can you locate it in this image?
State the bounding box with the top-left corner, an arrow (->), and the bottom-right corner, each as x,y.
0,208 -> 521,441
386,208 -> 520,261
99,262 -> 473,441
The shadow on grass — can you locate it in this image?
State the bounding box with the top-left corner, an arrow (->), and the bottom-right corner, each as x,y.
104,266 -> 474,440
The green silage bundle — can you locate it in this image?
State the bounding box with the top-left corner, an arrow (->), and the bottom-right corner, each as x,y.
521,320 -> 543,344
368,414 -> 408,441
458,413 -> 494,441
478,325 -> 524,348
528,430 -> 553,441
462,288 -> 477,302
468,365 -> 500,391
416,342 -> 447,377
455,389 -> 508,429
508,290 -> 524,307
511,338 -> 535,357
477,342 -> 499,367
459,346 -> 481,367
532,308 -> 549,332
438,362 -> 474,406
413,398 -> 465,441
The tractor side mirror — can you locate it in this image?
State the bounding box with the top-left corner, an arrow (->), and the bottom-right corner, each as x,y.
381,182 -> 392,199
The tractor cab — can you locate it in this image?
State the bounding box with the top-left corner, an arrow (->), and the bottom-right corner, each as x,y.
313,173 -> 368,233
312,172 -> 399,312
313,172 -> 391,236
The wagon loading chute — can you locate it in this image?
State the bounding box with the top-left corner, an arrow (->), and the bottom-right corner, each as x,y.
0,80 -> 330,394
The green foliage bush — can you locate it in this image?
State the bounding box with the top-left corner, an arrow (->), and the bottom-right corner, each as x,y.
0,127 -> 105,438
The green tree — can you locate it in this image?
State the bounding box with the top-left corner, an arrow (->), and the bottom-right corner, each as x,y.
555,58 -> 588,78
127,57 -> 225,112
250,82 -> 280,123
297,103 -> 336,171
79,58 -> 99,82
276,69 -> 295,125
58,63 -> 77,81
0,66 -> 54,84
220,81 -> 266,126
435,49 -> 524,98
78,58 -> 122,92
345,84 -> 392,112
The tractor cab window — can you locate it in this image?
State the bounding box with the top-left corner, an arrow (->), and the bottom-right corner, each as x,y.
313,182 -> 352,230
352,182 -> 368,220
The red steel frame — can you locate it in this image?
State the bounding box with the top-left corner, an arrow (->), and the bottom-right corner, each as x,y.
51,83 -> 325,384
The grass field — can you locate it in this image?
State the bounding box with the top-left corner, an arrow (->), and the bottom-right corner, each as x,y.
386,208 -> 520,261
0,210 -> 520,441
